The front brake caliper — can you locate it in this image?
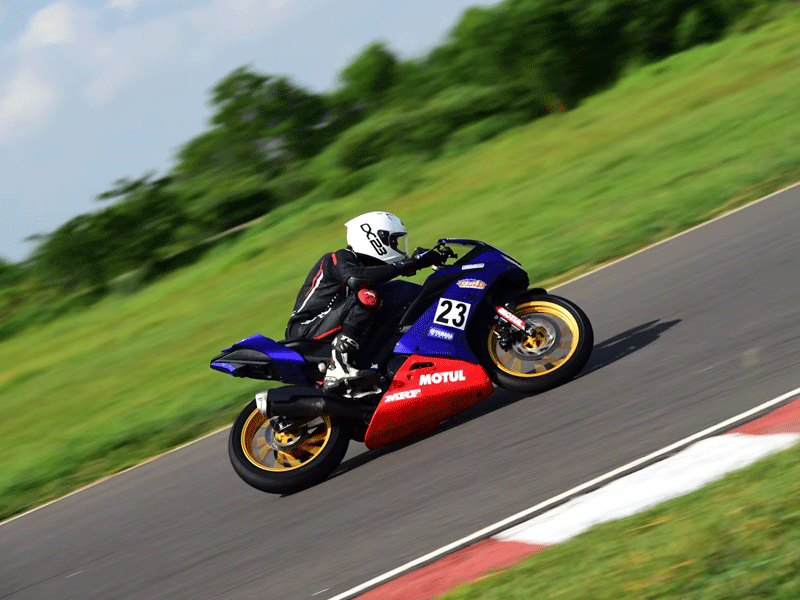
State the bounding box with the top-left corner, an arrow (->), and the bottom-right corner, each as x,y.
495,318 -> 514,351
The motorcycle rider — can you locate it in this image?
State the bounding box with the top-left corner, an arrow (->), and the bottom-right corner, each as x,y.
285,211 -> 442,393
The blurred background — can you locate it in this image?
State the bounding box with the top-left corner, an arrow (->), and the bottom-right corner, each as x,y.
2,0 -> 800,520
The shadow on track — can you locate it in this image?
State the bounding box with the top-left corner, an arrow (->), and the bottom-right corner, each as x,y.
579,319 -> 682,377
291,318 -> 682,493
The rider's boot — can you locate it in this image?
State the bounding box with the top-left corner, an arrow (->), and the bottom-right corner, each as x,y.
323,334 -> 377,394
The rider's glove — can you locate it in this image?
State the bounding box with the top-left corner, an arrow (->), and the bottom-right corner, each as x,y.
412,248 -> 445,269
395,249 -> 445,277
395,256 -> 418,276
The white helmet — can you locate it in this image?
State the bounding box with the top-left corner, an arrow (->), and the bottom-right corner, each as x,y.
344,211 -> 408,264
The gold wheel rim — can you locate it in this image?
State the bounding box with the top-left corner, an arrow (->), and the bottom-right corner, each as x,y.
241,410 -> 332,472
488,301 -> 580,378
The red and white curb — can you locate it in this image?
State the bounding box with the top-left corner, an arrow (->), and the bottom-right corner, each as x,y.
342,393 -> 800,600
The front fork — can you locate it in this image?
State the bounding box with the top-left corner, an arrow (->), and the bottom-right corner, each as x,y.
487,288 -> 548,351
493,306 -> 527,351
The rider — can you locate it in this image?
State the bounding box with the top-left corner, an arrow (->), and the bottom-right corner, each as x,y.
285,211 -> 442,392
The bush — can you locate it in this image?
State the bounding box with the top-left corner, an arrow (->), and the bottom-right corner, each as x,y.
334,113 -> 409,170
333,84 -> 545,170
444,112 -> 529,152
266,170 -> 319,204
729,0 -> 799,33
182,175 -> 276,233
675,8 -> 714,50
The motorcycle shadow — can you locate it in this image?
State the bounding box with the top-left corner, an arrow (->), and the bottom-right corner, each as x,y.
578,318 -> 682,377
298,318 -> 682,492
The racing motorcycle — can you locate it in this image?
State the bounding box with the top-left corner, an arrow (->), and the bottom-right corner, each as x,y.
210,239 -> 593,494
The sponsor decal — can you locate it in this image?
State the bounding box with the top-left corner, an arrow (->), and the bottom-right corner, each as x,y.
360,222 -> 387,256
419,370 -> 466,385
457,278 -> 487,290
384,389 -> 422,403
461,263 -> 484,270
428,327 -> 455,341
433,298 -> 471,330
496,306 -> 527,331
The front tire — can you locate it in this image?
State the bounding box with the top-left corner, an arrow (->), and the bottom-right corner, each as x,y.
475,292 -> 593,394
228,400 -> 350,494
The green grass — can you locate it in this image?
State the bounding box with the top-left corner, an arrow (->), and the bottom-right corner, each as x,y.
3,8 -> 800,520
441,441 -> 800,600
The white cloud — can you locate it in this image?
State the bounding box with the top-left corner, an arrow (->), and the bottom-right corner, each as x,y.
83,0 -> 303,106
105,0 -> 140,16
190,0 -> 299,40
82,18 -> 182,106
3,0 -> 305,134
0,67 -> 59,143
16,2 -> 80,50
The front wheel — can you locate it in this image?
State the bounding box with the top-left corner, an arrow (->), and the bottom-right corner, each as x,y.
475,292 -> 593,394
228,400 -> 350,494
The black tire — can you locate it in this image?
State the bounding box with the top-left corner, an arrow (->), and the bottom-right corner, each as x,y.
228,400 -> 350,494
474,291 -> 593,394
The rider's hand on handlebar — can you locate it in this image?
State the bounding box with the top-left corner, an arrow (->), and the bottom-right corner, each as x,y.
395,255 -> 418,276
412,248 -> 446,270
396,248 -> 447,277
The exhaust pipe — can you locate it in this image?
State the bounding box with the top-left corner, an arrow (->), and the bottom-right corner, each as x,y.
255,386 -> 371,422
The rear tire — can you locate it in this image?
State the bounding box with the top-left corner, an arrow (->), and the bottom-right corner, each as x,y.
228,400 -> 350,494
474,292 -> 593,394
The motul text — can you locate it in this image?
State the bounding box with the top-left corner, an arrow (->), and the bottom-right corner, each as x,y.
419,370 -> 466,385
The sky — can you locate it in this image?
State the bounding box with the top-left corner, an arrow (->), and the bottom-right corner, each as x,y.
0,0 -> 495,262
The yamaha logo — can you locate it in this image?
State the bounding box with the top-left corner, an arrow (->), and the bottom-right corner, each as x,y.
419,370 -> 466,385
428,327 -> 454,341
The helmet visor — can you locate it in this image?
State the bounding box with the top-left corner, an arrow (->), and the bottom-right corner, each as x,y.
389,232 -> 408,257
377,230 -> 408,258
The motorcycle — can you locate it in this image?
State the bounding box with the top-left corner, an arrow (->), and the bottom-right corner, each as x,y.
210,239 -> 593,494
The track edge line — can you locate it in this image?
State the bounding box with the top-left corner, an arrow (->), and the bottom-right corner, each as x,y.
325,386 -> 800,600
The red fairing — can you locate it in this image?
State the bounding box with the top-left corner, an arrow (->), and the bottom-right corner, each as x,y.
363,356 -> 494,449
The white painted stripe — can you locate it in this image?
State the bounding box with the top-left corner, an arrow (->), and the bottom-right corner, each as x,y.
324,385 -> 800,600
3,180 -> 799,530
497,432 -> 800,546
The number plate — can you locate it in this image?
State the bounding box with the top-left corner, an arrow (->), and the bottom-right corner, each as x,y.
433,298 -> 471,330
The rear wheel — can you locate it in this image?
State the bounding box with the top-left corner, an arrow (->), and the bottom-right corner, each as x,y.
475,292 -> 593,394
228,400 -> 350,494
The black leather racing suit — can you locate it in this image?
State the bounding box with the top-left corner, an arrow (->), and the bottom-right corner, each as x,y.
285,248 -> 408,342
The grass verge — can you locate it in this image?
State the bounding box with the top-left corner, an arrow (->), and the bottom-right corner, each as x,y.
2,9 -> 800,521
441,441 -> 800,600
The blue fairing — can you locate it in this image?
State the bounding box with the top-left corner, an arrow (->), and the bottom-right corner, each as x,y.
379,279 -> 422,306
211,240 -> 529,383
225,334 -> 306,384
394,247 -> 525,362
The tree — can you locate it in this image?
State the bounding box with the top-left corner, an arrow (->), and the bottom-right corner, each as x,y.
27,172 -> 186,292
192,66 -> 329,178
337,42 -> 399,112
444,1 -> 588,107
0,258 -> 23,289
100,174 -> 184,263
28,213 -> 116,290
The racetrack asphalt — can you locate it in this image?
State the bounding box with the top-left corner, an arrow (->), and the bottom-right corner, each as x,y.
2,185 -> 799,599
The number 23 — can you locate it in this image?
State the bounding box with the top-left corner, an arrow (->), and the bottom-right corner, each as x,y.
434,299 -> 470,330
